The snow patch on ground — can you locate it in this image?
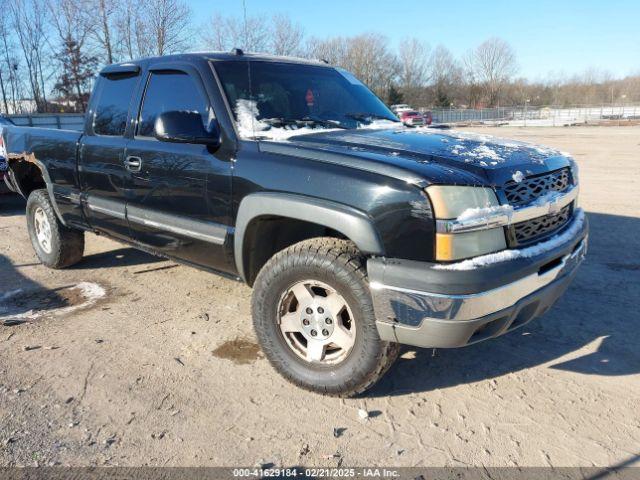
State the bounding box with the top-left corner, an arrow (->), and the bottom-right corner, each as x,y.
435,209 -> 585,271
0,282 -> 107,321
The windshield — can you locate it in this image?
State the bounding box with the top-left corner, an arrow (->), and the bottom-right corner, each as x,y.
213,60 -> 400,139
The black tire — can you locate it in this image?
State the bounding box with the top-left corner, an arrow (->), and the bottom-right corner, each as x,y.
26,189 -> 84,269
252,237 -> 399,397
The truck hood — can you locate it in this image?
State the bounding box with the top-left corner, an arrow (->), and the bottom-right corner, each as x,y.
263,127 -> 572,187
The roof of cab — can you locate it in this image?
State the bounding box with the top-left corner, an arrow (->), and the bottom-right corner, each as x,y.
99,51 -> 330,76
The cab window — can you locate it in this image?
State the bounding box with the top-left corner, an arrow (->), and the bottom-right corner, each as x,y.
93,74 -> 139,136
137,71 -> 210,138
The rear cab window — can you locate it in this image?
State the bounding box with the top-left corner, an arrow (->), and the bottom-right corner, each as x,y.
92,74 -> 140,136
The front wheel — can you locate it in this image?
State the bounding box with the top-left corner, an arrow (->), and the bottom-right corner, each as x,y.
251,238 -> 399,397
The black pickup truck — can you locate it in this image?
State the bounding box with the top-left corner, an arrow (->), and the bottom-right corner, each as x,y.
2,52 -> 588,396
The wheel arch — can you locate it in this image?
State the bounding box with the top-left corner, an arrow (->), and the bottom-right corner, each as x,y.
235,193 -> 385,285
7,155 -> 67,226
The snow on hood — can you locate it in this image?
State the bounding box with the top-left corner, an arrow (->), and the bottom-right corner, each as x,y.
234,99 -> 399,141
404,128 -> 566,168
234,100 -> 570,174
435,208 -> 586,271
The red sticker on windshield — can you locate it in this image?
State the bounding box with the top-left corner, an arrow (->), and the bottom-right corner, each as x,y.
306,89 -> 314,106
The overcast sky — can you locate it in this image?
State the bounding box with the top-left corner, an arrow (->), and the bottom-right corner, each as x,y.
189,0 -> 639,80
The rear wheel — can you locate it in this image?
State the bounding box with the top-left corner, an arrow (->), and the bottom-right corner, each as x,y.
251,238 -> 399,397
26,189 -> 84,269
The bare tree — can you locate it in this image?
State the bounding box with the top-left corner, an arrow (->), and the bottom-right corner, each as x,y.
466,37 -> 518,107
306,34 -> 398,97
429,45 -> 462,106
114,0 -> 139,59
10,0 -> 51,112
142,0 -> 191,56
201,14 -> 270,52
305,36 -> 348,65
398,37 -> 430,89
396,37 -> 430,106
47,0 -> 94,49
90,0 -> 119,63
47,0 -> 97,110
0,13 -> 17,113
344,34 -> 398,97
270,15 -> 304,56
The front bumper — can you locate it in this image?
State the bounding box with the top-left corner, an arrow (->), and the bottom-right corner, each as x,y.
369,214 -> 588,348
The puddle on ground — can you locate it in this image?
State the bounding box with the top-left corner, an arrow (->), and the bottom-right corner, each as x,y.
0,282 -> 107,324
212,338 -> 262,365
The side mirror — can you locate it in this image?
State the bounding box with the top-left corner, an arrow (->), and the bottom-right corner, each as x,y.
154,111 -> 220,147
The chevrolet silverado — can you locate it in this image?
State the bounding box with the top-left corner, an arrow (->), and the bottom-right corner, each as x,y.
1,51 -> 588,396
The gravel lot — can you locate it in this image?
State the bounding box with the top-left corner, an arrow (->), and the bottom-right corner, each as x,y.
0,126 -> 638,468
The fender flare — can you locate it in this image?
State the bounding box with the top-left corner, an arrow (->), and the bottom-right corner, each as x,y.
8,154 -> 68,226
234,192 -> 385,282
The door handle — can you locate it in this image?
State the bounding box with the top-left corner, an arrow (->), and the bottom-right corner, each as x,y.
124,156 -> 142,172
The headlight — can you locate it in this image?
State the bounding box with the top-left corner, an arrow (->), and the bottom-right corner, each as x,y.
426,185 -> 507,261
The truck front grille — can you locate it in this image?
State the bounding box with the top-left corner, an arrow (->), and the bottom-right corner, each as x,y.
512,204 -> 572,245
504,168 -> 571,207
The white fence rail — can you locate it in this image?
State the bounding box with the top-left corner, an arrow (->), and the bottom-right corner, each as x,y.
430,105 -> 640,126
7,114 -> 85,130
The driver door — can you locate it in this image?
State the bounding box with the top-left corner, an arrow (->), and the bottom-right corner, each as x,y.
124,64 -> 232,271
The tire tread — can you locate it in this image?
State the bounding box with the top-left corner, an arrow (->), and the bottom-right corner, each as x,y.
252,237 -> 399,397
26,189 -> 84,269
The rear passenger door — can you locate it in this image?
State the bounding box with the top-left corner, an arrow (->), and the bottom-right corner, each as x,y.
79,69 -> 141,240
124,65 -> 233,271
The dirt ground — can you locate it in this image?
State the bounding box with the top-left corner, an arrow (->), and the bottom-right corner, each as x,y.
0,126 -> 639,468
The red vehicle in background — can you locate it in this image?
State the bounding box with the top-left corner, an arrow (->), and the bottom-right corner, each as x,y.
399,110 -> 432,127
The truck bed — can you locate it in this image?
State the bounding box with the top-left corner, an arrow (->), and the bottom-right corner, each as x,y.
2,125 -> 83,196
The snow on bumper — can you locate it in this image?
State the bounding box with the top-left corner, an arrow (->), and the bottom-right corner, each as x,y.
368,212 -> 588,348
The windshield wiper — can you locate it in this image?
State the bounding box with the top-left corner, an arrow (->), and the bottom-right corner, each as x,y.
300,117 -> 349,129
262,117 -> 348,129
345,112 -> 399,123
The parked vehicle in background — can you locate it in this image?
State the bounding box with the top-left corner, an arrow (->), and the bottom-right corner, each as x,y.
390,104 -> 412,115
2,52 -> 587,396
399,110 -> 425,126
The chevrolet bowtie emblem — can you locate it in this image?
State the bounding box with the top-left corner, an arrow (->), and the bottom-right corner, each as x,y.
548,199 -> 561,214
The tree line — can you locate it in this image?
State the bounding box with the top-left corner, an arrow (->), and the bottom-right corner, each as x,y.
0,0 -> 638,114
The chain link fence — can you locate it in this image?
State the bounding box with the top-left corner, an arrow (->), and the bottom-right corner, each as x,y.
429,104 -> 640,126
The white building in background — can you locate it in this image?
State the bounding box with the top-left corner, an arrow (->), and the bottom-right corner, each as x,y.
3,99 -> 38,115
